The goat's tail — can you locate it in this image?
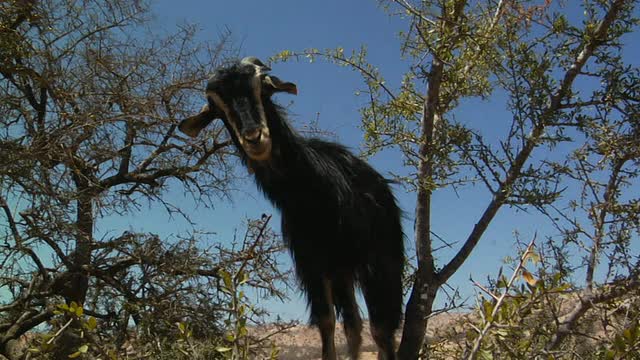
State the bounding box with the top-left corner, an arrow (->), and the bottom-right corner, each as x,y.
363,258 -> 403,328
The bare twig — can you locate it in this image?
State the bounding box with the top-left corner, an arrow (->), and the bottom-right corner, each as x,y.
46,318 -> 74,345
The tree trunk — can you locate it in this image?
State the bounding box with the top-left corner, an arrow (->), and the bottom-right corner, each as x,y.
69,191 -> 92,304
53,183 -> 93,357
396,77 -> 441,357
397,280 -> 438,359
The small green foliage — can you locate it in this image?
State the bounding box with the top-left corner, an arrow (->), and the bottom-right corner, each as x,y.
29,302 -> 99,358
67,344 -> 88,358
552,14 -> 568,33
84,316 -> 97,331
598,321 -> 640,359
216,267 -> 254,359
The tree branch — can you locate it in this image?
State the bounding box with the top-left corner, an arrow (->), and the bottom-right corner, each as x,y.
437,0 -> 628,284
465,236 -> 536,360
0,195 -> 48,280
0,307 -> 55,357
545,274 -> 640,351
585,157 -> 627,291
100,135 -> 231,190
398,1 -> 467,357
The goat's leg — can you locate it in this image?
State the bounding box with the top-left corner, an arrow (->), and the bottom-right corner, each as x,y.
361,265 -> 402,360
370,323 -> 396,360
308,276 -> 337,360
318,311 -> 337,360
333,275 -> 362,359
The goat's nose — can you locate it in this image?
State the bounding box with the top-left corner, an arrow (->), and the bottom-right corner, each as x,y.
243,128 -> 262,144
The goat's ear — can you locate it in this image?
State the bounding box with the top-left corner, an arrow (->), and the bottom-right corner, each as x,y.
264,75 -> 298,95
178,104 -> 219,138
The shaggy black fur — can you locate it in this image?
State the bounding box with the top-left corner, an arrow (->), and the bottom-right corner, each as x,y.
252,102 -> 404,360
182,60 -> 405,359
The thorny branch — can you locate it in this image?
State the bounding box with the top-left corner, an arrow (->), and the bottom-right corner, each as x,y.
465,236 -> 537,360
0,1 -> 287,358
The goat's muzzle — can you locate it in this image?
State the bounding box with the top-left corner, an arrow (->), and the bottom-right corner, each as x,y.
239,126 -> 272,161
242,128 -> 262,144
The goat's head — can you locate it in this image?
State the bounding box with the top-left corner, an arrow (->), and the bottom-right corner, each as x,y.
179,57 -> 297,162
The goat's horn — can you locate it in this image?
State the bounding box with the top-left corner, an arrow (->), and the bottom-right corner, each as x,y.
241,56 -> 271,71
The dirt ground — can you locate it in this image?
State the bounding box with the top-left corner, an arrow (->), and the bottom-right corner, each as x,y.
0,313 -> 464,360
263,313 -> 464,360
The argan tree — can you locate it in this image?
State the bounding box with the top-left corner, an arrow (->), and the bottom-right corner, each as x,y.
1,1 -> 290,359
275,0 -> 639,358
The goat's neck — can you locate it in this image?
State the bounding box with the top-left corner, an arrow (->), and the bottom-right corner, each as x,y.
251,102 -> 307,182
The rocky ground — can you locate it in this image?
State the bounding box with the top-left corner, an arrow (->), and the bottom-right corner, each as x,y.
263,313 -> 465,359
0,313 -> 466,359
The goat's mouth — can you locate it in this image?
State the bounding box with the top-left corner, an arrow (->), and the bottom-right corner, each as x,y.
239,129 -> 272,161
243,139 -> 272,161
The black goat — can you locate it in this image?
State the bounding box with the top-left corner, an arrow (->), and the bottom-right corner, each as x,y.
179,57 -> 404,360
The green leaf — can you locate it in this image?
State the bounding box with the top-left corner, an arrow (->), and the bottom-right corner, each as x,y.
239,326 -> 248,337
220,270 -> 232,289
623,325 -> 637,341
496,328 -> 509,340
216,346 -> 232,353
274,50 -> 293,61
239,272 -> 250,286
602,349 -> 615,360
496,275 -> 509,288
68,345 -> 88,358
552,15 -> 568,33
500,302 -> 510,320
479,348 -> 493,360
85,316 -> 97,330
483,300 -> 494,321
613,334 -> 626,351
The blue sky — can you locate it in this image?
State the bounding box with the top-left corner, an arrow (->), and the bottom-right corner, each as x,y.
102,1 -> 640,320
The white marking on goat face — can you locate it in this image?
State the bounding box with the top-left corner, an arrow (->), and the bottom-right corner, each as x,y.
252,73 -> 269,132
206,75 -> 272,162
